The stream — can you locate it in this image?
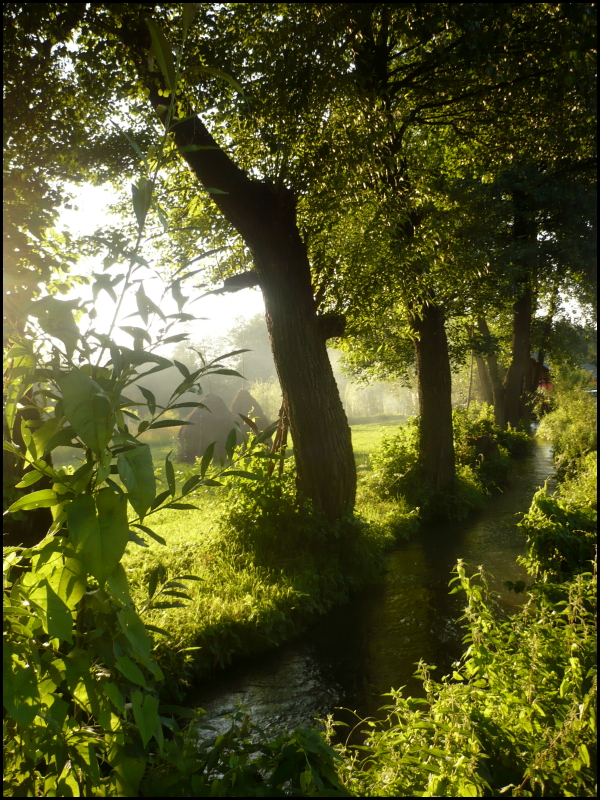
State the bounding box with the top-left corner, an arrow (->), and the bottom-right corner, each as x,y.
190,436 -> 556,739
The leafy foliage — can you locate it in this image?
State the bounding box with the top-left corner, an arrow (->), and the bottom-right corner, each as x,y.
366,404 -> 530,519
537,366 -> 597,478
334,559 -> 597,798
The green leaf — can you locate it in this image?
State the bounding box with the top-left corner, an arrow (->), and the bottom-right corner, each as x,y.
31,416 -> 62,457
115,655 -> 146,687
206,368 -> 244,377
131,176 -> 154,230
92,272 -> 118,303
200,441 -> 215,477
579,744 -> 591,768
206,187 -> 229,195
107,563 -> 132,606
15,470 -> 45,489
256,421 -> 279,443
120,325 -> 152,345
44,425 -> 78,453
58,369 -> 114,455
150,489 -> 172,510
67,489 -> 129,586
131,523 -> 166,546
181,475 -> 202,495
117,606 -> 151,662
136,285 -> 149,325
172,359 -> 190,378
4,377 -> 29,438
31,298 -> 80,359
225,428 -> 237,460
7,488 -> 61,513
131,690 -> 160,748
3,652 -> 41,727
144,624 -> 171,637
166,502 -> 199,510
221,470 -> 265,481
40,692 -> 69,730
181,2 -> 197,34
148,567 -> 160,601
103,682 -> 125,714
118,443 -> 156,521
165,452 -> 176,498
57,556 -> 87,610
41,581 -> 74,643
146,19 -> 176,91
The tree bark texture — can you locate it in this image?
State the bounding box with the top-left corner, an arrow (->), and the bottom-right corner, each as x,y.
117,11 -> 356,520
504,187 -> 536,428
503,281 -> 532,429
410,303 -> 455,492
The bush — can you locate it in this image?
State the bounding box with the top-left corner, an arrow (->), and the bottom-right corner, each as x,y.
333,409 -> 597,798
537,365 -> 597,478
518,486 -> 597,584
334,560 -> 597,798
366,404 -> 528,519
216,449 -> 389,606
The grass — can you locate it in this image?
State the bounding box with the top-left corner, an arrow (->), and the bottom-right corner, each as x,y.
350,417 -> 407,473
66,420 -> 406,699
48,418 -> 417,699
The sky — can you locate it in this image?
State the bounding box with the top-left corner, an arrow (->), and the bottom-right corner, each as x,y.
57,183 -> 265,355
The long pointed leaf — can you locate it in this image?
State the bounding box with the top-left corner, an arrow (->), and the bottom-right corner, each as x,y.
146,19 -> 176,91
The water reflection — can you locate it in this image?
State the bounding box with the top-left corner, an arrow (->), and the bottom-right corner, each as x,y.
192,439 -> 556,738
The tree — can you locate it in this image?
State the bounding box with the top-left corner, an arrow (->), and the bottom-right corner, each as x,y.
292,2 -> 595,488
3,2 -> 357,522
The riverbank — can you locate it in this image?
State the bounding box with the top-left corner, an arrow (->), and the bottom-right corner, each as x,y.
179,436 -> 556,737
336,441 -> 596,796
121,409 -> 532,701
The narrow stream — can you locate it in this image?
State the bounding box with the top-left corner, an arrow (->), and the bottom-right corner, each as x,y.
191,437 -> 556,738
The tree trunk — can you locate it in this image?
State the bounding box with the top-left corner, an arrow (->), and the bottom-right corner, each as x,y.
477,317 -> 505,427
117,13 -> 356,521
503,281 -> 532,428
252,225 -> 357,520
474,353 -> 494,405
504,187 -> 536,428
410,302 -> 455,491
532,285 -> 559,390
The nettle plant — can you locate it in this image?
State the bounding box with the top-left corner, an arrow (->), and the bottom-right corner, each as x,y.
2,13 -> 280,795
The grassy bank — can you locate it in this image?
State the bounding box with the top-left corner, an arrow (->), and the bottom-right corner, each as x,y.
113,419 -> 410,699
330,373 -> 597,797
51,410 -> 530,701
64,408 -> 524,700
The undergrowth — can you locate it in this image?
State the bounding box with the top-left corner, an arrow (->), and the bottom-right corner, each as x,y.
331,364 -> 597,798
366,403 -> 530,521
123,450 -> 397,700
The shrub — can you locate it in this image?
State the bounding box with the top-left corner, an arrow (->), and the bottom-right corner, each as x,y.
219,449 -> 388,595
334,560 -> 597,798
366,404 -> 527,519
537,365 -> 597,478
